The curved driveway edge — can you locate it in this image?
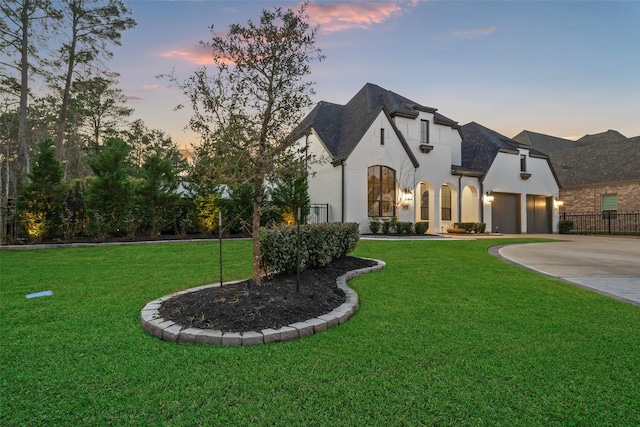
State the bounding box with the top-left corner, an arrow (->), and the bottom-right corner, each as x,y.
140,258 -> 385,345
491,236 -> 640,306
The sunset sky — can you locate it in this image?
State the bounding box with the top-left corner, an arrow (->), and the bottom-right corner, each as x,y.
111,0 -> 640,147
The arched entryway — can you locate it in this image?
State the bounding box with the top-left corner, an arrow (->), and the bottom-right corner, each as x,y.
461,185 -> 480,222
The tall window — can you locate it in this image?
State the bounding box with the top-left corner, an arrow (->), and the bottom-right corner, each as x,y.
380,128 -> 385,145
420,120 -> 430,144
520,154 -> 527,172
368,165 -> 396,217
441,184 -> 452,221
602,194 -> 617,219
420,183 -> 429,220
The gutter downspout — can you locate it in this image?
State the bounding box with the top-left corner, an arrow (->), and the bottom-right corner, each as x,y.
457,175 -> 462,223
341,161 -> 345,222
479,179 -> 484,223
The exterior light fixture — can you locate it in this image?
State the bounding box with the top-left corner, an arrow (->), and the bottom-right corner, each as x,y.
484,191 -> 494,203
554,197 -> 564,208
402,189 -> 413,206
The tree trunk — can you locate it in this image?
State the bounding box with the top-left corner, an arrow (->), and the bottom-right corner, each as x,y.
252,176 -> 263,285
55,6 -> 78,163
17,4 -> 30,187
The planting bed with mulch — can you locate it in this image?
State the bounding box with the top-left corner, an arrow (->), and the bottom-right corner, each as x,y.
158,256 -> 376,333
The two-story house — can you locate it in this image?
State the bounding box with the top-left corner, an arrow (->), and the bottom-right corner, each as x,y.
294,83 -> 560,234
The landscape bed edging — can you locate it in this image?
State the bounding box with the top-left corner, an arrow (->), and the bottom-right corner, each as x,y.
140,258 -> 385,345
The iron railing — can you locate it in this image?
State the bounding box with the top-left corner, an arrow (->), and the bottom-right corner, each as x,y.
308,203 -> 329,224
561,211 -> 640,236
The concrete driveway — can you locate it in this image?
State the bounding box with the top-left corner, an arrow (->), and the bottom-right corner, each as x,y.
495,235 -> 640,306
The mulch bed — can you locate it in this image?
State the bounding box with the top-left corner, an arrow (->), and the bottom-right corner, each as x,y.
158,256 -> 377,333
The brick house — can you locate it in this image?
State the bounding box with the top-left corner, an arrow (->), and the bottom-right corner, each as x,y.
513,130 -> 640,234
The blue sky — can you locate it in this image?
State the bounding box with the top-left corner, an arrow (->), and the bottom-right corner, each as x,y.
112,0 -> 640,147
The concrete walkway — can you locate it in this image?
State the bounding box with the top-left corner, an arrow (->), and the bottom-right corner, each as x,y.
496,235 -> 640,306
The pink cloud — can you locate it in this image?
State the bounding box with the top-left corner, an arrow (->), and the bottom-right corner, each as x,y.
160,47 -> 213,65
307,1 -> 414,33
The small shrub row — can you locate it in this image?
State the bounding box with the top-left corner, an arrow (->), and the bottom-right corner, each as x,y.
260,222 -> 360,274
452,222 -> 487,233
559,219 -> 573,234
369,219 -> 429,235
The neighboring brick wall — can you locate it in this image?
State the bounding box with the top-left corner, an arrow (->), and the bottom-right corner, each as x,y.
560,181 -> 640,213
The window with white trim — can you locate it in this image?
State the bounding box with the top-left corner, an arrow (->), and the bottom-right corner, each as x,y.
601,194 -> 617,219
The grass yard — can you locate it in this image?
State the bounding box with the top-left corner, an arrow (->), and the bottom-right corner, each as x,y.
1,239 -> 639,425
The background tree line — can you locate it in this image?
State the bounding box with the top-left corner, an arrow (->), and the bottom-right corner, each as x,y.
1,1 -> 312,245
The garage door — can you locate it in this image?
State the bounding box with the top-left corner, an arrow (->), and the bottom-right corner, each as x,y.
526,195 -> 552,234
492,193 -> 520,234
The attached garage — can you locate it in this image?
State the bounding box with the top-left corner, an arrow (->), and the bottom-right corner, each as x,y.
491,192 -> 520,234
526,195 -> 552,234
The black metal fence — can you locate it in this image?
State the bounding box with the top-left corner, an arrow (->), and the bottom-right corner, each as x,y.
560,211 -> 640,236
308,203 -> 329,224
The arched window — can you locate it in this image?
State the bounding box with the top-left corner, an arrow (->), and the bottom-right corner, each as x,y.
368,165 -> 396,218
441,184 -> 452,221
420,183 -> 429,221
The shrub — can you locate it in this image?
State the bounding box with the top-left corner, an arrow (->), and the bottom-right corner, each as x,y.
453,222 -> 487,233
559,219 -> 573,234
194,194 -> 220,237
446,226 -> 467,234
260,222 -> 359,274
369,219 -> 381,234
399,221 -> 413,234
414,221 -> 428,235
381,220 -> 391,235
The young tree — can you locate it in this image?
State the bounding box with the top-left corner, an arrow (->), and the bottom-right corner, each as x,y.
271,160 -> 310,225
52,0 -> 135,162
169,3 -> 323,284
17,138 -> 64,242
85,136 -> 131,236
136,151 -> 179,237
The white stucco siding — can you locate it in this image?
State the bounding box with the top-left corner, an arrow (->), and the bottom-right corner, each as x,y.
345,112 -> 418,232
302,131 -> 343,222
483,149 -> 560,233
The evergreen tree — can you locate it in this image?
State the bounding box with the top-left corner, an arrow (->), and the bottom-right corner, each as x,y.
17,138 -> 64,241
85,136 -> 131,236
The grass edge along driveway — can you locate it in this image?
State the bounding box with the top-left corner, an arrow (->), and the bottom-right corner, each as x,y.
1,238 -> 638,425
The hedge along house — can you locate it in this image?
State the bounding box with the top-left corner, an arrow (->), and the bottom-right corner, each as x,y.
294,83 -> 560,234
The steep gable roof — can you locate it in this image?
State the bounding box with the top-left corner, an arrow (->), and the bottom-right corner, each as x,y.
295,83 -> 461,167
550,136 -> 640,187
512,130 -> 582,154
460,122 -> 549,175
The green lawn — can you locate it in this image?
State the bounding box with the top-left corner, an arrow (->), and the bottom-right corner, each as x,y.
1,239 -> 639,425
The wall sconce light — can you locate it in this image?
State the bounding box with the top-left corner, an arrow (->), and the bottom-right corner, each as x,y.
554,197 -> 564,208
484,191 -> 494,203
402,189 -> 413,206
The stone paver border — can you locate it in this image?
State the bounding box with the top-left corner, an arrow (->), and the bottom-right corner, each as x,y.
140,258 -> 385,345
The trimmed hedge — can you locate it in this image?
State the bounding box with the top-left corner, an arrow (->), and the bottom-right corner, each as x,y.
453,222 -> 487,233
260,222 -> 360,274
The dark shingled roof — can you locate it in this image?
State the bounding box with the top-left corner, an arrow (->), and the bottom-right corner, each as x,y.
578,130 -> 627,145
294,83 -> 461,167
549,136 -> 640,187
512,130 -> 583,154
460,122 -> 549,175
